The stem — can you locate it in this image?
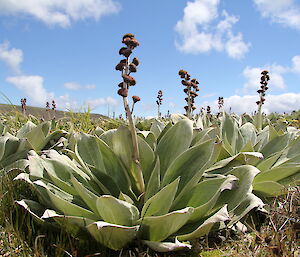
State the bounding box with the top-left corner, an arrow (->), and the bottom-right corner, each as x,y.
158,104 -> 160,118
131,102 -> 135,114
257,97 -> 263,132
187,85 -> 192,119
121,56 -> 145,194
122,96 -> 145,194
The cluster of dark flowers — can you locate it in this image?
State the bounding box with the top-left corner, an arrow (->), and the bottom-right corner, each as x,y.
156,90 -> 163,106
156,90 -> 163,117
20,98 -> 27,114
218,97 -> 224,110
256,70 -> 270,106
206,105 -> 211,115
46,101 -> 50,111
115,33 -> 140,102
178,70 -> 199,117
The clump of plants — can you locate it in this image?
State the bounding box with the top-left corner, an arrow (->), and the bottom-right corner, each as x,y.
1,34 -> 299,257
178,70 -> 199,118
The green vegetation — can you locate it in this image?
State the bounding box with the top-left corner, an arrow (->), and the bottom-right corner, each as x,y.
0,34 -> 299,256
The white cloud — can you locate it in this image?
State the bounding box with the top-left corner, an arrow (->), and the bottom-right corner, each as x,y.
84,97 -> 119,110
292,56 -> 300,73
64,82 -> 96,90
6,75 -> 54,105
242,55 -> 300,94
0,0 -> 121,28
0,40 -> 23,73
202,93 -> 300,114
56,94 -> 79,111
253,0 -> 300,30
242,65 -> 287,93
175,1 -> 250,59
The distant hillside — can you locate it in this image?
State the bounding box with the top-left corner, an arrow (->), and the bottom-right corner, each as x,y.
0,103 -> 109,120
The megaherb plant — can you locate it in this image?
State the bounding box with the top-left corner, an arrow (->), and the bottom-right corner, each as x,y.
0,35 -> 298,255
4,34 -> 288,254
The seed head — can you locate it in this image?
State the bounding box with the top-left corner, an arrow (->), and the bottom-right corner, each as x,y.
119,47 -> 132,57
132,57 -> 140,66
132,95 -> 141,103
129,63 -> 137,73
118,88 -> 128,97
123,74 -> 136,86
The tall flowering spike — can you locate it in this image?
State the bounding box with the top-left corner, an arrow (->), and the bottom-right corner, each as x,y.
115,33 -> 145,194
156,90 -> 163,118
256,70 -> 270,131
21,98 -> 27,116
179,70 -> 199,118
256,70 -> 270,107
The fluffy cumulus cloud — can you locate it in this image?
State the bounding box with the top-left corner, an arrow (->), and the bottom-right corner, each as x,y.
253,0 -> 300,30
242,55 -> 300,93
175,0 -> 250,59
0,40 -> 23,73
84,97 -> 119,110
64,82 -> 96,90
0,0 -> 120,28
203,93 -> 300,114
6,75 -> 54,105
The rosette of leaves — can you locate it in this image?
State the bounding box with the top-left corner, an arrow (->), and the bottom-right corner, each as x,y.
14,118 -> 266,252
203,112 -> 300,198
0,121 -> 68,174
179,70 -> 199,118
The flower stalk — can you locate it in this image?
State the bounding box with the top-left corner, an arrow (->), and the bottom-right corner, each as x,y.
256,70 -> 270,131
156,90 -> 163,118
116,34 -> 144,194
179,70 -> 199,118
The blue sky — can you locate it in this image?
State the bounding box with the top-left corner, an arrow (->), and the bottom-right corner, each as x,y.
0,0 -> 300,117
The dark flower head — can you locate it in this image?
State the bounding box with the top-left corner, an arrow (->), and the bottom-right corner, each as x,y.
183,88 -> 188,93
115,62 -> 126,71
123,74 -> 136,86
178,69 -> 187,76
129,63 -> 137,73
181,80 -> 187,86
191,82 -> 197,89
185,81 -> 192,87
257,89 -> 263,94
191,78 -> 199,84
156,100 -> 159,105
118,82 -> 124,88
185,97 -> 189,102
123,37 -> 139,48
192,105 -> 196,110
123,33 -> 135,40
132,57 -> 140,66
184,106 -> 188,110
119,47 -> 132,57
118,88 -> 128,97
132,95 -> 141,103
261,70 -> 269,75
